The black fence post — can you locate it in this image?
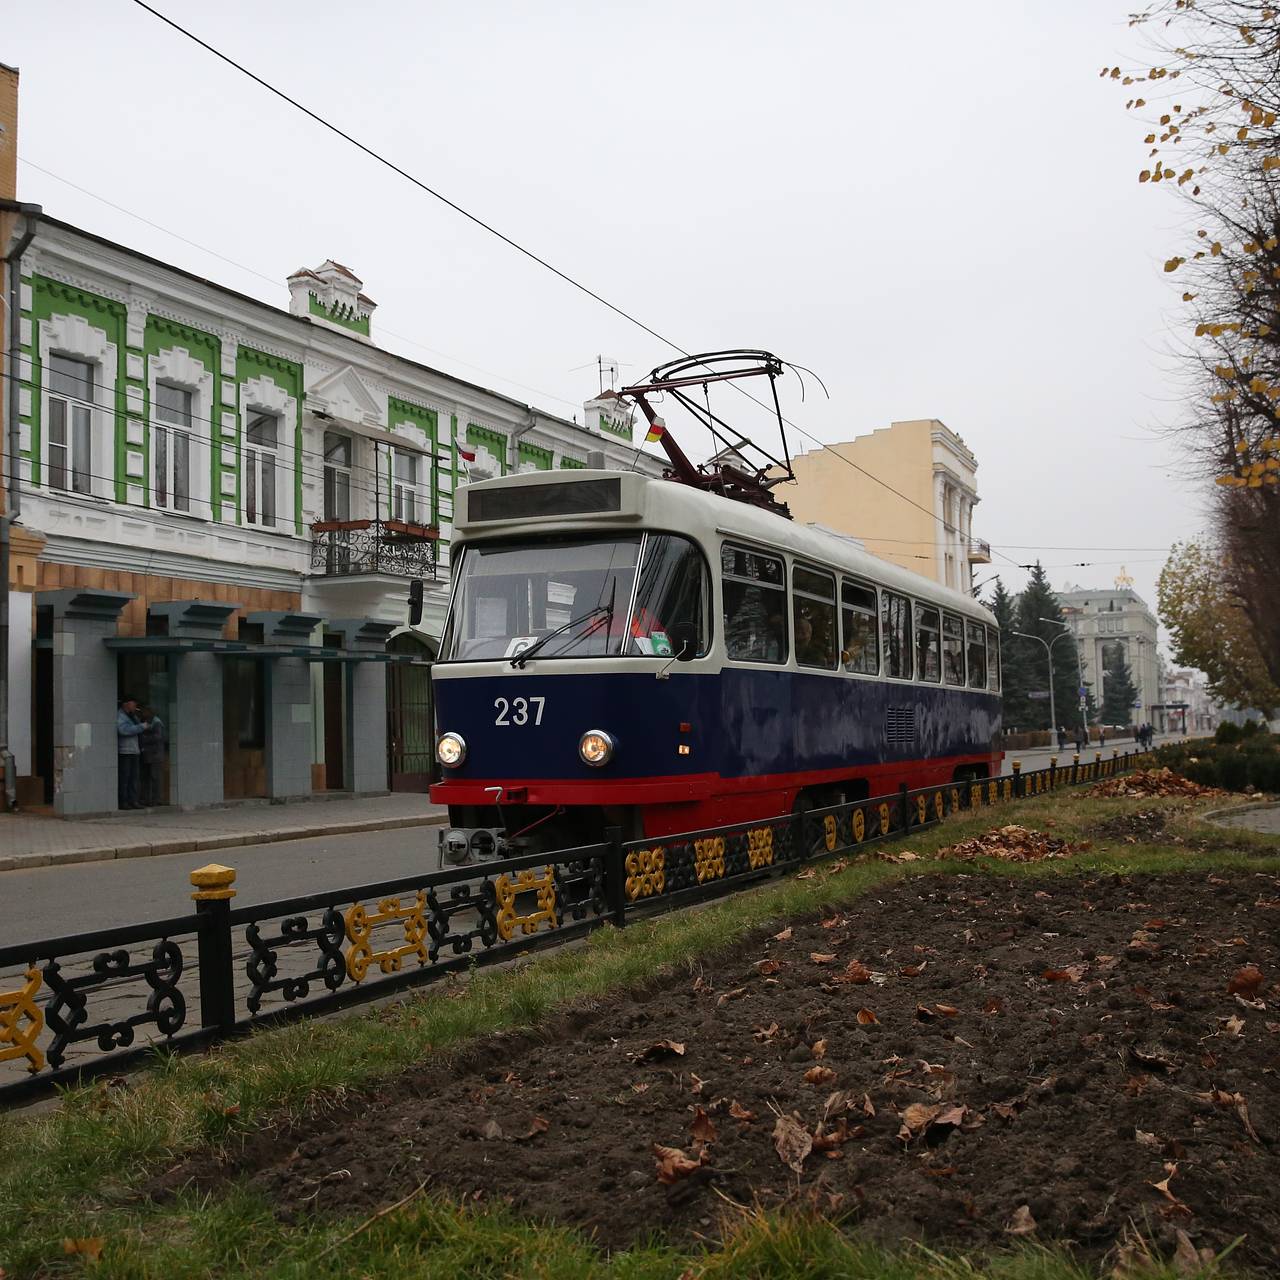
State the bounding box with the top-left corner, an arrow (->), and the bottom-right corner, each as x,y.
898,783 -> 910,833
603,826 -> 627,929
1012,759 -> 1022,798
190,863 -> 237,1033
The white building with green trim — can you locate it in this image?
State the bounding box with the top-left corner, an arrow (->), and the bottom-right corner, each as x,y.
4,209 -> 661,813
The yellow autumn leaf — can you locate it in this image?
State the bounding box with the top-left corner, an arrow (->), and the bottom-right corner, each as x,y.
1164,257 -> 1185,272
1264,238 -> 1278,250
1260,323 -> 1273,336
1182,292 -> 1196,301
1139,170 -> 1152,182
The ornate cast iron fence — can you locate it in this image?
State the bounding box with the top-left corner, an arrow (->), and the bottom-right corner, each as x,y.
0,749 -> 1145,1102
309,519 -> 438,579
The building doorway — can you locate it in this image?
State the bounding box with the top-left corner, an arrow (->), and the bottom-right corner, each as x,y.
386,632 -> 435,791
116,650 -> 174,806
322,635 -> 346,791
222,655 -> 267,799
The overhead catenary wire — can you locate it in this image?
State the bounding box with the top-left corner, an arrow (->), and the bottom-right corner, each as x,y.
125,0 -> 1029,574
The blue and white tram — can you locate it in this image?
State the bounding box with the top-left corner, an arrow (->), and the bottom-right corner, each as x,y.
431,468 -> 1002,863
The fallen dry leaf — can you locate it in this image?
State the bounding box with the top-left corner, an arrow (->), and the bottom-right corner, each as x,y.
934,1003 -> 959,1018
716,987 -> 747,1006
689,1073 -> 705,1095
901,962 -> 927,977
62,1239 -> 105,1263
755,958 -> 782,976
1042,965 -> 1087,983
772,927 -> 793,941
898,1102 -> 941,1141
637,1040 -> 686,1062
753,1022 -> 781,1042
690,1106 -> 717,1148
836,960 -> 872,985
856,1007 -> 879,1025
1173,1228 -> 1214,1276
653,1143 -> 704,1184
804,1065 -> 837,1086
1227,964 -> 1265,999
983,996 -> 1005,1015
515,1116 -> 550,1141
811,1039 -> 827,1059
809,953 -> 837,966
728,1100 -> 756,1122
1223,1014 -> 1246,1037
1005,1205 -> 1037,1235
1150,1162 -> 1191,1215
772,1113 -> 813,1172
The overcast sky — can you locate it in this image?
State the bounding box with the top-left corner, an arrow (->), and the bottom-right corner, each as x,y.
8,1 -> 1198,630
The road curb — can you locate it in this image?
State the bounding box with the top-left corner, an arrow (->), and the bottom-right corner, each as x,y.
0,813 -> 447,874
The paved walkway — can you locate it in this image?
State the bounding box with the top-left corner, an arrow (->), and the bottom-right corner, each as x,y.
0,793 -> 448,872
1208,802 -> 1280,835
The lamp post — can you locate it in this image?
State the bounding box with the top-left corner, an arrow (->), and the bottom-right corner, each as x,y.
1039,616 -> 1088,744
1012,630 -> 1062,732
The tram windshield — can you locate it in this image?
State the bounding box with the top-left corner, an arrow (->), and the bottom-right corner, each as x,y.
441,534 -> 709,662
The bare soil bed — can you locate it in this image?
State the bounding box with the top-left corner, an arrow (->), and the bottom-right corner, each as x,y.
156,868 -> 1280,1267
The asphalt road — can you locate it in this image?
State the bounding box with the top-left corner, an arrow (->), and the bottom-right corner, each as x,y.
0,825 -> 442,949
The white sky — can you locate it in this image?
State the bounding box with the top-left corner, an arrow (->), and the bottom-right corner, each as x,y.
7,0 -> 1199,626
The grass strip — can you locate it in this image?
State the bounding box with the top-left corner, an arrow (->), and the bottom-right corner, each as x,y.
2,787 -> 1276,1278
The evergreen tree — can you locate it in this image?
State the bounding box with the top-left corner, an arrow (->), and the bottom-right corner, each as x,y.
1100,643 -> 1139,727
987,578 -> 1031,727
1013,564 -> 1089,735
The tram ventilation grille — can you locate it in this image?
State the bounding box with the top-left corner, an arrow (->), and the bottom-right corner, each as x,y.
885,706 -> 916,746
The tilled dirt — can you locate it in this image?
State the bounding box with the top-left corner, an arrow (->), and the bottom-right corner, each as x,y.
155,870 -> 1280,1266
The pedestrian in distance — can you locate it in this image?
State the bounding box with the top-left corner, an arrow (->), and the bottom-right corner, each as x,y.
1099,727 -> 1107,748
117,695 -> 145,810
139,706 -> 167,807
1057,725 -> 1067,752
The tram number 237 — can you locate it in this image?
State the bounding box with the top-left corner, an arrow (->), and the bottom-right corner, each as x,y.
494,696 -> 546,727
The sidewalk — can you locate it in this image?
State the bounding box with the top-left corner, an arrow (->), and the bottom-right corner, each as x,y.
0,793 -> 448,872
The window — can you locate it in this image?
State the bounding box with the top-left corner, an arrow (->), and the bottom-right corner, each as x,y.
46,354 -> 94,495
792,565 -> 837,670
441,536 -> 642,662
841,579 -> 879,675
629,534 -> 711,657
966,620 -> 988,689
915,605 -> 941,682
721,544 -> 787,664
987,626 -> 1001,692
393,450 -> 423,524
152,382 -> 193,513
881,591 -> 913,680
943,613 -> 966,686
244,412 -> 278,528
323,431 -> 351,522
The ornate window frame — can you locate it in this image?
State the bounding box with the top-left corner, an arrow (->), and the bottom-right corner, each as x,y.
147,345 -> 214,518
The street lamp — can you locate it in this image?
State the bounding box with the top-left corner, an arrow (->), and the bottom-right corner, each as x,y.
1039,616 -> 1088,744
1012,629 -> 1069,733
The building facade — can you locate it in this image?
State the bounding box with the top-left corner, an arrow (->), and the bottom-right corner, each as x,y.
1057,574 -> 1160,727
771,419 -> 990,592
1,196 -> 659,814
1160,668 -> 1222,735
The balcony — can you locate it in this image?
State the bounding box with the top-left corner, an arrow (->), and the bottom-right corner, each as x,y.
309,519 -> 438,580
969,538 -> 992,564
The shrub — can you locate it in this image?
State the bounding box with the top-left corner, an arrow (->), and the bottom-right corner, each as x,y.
1216,721 -> 1243,745
1155,733 -> 1279,792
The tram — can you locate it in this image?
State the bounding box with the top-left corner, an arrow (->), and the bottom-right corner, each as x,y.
430,470 -> 1002,864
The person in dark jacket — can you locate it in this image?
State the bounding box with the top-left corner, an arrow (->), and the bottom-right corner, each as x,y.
117,695 -> 145,809
139,706 -> 167,807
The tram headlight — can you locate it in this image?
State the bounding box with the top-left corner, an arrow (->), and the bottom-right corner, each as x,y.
436,731 -> 467,768
578,729 -> 616,767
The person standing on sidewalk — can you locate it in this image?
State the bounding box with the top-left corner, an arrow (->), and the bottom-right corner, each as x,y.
139,706 -> 167,808
117,695 -> 145,810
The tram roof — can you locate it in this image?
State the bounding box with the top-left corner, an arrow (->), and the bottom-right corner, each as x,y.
455,470 -> 995,624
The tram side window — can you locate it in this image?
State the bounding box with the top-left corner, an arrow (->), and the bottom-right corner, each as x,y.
882,591 -> 913,680
915,605 -> 941,683
792,565 -> 838,669
841,579 -> 879,675
966,620 -> 988,689
722,544 -> 788,663
943,613 -> 966,686
629,534 -> 711,657
987,626 -> 1001,693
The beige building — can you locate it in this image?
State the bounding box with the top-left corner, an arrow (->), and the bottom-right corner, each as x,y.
770,419 -> 989,591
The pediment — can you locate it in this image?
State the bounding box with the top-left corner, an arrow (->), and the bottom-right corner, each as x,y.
306,364 -> 384,426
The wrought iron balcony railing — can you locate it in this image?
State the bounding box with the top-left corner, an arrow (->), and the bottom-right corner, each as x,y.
309,518 -> 438,579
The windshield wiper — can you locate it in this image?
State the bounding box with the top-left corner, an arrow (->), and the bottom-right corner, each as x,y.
512,580 -> 616,668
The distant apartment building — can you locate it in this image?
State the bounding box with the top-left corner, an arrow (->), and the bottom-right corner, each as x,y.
1057,574 -> 1160,725
771,419 -> 989,592
0,69 -> 658,814
1160,668 -> 1221,735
